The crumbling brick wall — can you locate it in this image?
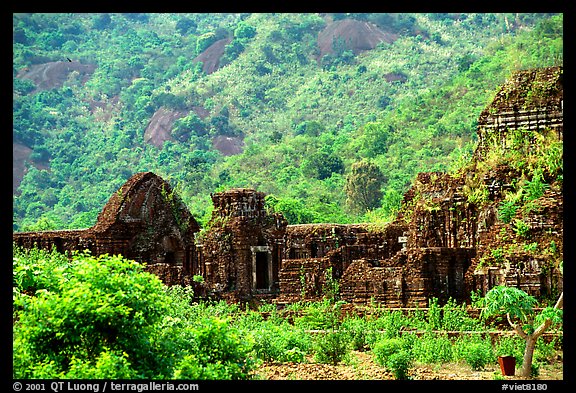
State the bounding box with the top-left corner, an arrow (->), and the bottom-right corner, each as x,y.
474,66 -> 563,160
13,172 -> 200,286
276,222 -> 408,304
339,247 -> 475,307
400,172 -> 478,249
197,188 -> 287,301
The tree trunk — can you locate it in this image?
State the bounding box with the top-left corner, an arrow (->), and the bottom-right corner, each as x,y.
520,335 -> 538,378
517,292 -> 563,378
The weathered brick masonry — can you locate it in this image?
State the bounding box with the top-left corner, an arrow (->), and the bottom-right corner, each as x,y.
13,172 -> 200,286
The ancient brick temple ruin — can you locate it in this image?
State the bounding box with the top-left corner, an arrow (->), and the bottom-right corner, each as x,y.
13,172 -> 201,285
13,66 -> 563,306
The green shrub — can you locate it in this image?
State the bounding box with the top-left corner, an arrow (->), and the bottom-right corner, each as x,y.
13,248 -> 256,380
13,252 -> 170,379
313,329 -> 351,365
463,341 -> 494,371
13,244 -> 71,297
373,310 -> 409,338
411,333 -> 454,364
372,337 -> 412,380
173,317 -> 255,379
64,349 -> 137,379
498,199 -> 519,224
534,337 -> 558,364
427,297 -> 442,330
293,298 -> 343,330
251,321 -> 311,363
441,298 -> 485,331
341,316 -> 372,350
513,219 -> 531,238
388,349 -> 413,380
372,337 -> 404,367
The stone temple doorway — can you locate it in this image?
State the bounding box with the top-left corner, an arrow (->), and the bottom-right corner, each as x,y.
252,246 -> 272,292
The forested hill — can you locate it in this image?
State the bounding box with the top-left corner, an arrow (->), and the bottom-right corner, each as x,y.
12,13 -> 563,231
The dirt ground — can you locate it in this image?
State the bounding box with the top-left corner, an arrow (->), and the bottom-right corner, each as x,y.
255,350 -> 563,381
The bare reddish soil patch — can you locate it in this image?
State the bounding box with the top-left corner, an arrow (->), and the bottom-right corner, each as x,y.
193,38 -> 232,75
16,60 -> 96,92
256,350 -> 563,381
212,135 -> 245,156
317,19 -> 397,58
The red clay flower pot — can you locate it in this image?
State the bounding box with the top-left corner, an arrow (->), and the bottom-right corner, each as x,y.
498,355 -> 516,376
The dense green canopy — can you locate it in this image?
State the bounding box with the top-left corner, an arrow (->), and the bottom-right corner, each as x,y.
13,13 -> 563,230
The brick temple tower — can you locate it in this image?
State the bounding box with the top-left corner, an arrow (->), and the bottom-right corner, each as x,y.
196,188 -> 287,300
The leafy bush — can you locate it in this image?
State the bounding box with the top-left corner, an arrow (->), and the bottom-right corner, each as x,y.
13,245 -> 71,297
13,252 -> 170,378
172,317 -> 255,379
513,219 -> 531,238
372,309 -> 409,339
462,341 -> 494,371
13,248 -> 257,380
313,329 -> 351,365
372,337 -> 413,380
341,316 -> 372,350
387,350 -> 413,380
441,298 -> 485,331
293,299 -> 343,330
250,321 -> 311,363
534,337 -> 559,364
498,199 -> 519,224
372,337 -> 404,366
410,333 -> 454,364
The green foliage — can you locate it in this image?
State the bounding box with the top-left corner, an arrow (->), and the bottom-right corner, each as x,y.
301,150 -> 344,180
513,219 -> 531,238
250,321 -> 311,363
387,350 -> 413,380
374,309 -> 410,339
372,337 -> 412,379
495,336 -> 524,364
265,194 -> 318,224
13,248 -> 563,379
13,251 -> 169,378
462,341 -> 494,371
498,199 -> 519,224
313,328 -> 352,365
481,285 -> 537,323
345,160 -> 386,214
439,298 -> 485,331
293,299 -> 344,330
523,170 -> 550,201
427,297 -> 442,330
172,317 -> 254,379
535,307 -> 563,328
13,244 -> 71,301
13,248 -> 256,379
321,266 -> 340,301
372,337 -> 404,366
12,12 -> 563,237
411,333 -> 454,364
341,316 -> 371,350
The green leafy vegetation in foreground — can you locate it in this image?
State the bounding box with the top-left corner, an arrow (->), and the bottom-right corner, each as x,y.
13,246 -> 562,379
13,246 -> 254,379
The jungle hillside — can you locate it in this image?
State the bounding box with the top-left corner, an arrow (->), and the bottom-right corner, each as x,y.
12,13 -> 563,231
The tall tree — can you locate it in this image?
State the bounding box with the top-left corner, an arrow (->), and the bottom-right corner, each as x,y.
345,160 -> 386,214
